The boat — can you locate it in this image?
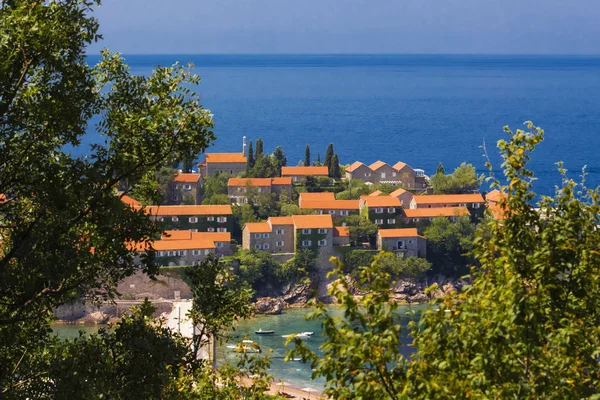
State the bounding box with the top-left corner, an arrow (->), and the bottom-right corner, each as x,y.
255,328 -> 275,335
282,332 -> 312,339
226,341 -> 262,353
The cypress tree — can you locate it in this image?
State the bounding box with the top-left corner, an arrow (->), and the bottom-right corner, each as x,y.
304,144 -> 311,166
255,138 -> 264,158
247,141 -> 255,171
272,146 -> 287,175
317,152 -> 321,166
324,143 -> 334,175
331,153 -> 341,179
436,162 -> 445,175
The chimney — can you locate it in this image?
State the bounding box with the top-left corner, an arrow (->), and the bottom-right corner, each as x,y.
242,136 -> 247,156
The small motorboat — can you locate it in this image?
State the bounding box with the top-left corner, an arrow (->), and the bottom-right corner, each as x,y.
226,341 -> 262,353
255,328 -> 275,335
282,332 -> 311,339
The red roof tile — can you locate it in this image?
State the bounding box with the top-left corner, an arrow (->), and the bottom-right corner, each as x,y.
403,207 -> 470,218
121,195 -> 141,207
228,178 -> 273,187
244,222 -> 272,233
368,190 -> 383,197
345,161 -> 365,173
389,188 -> 408,198
412,194 -> 484,205
144,205 -> 233,216
206,153 -> 247,163
360,196 -> 402,208
334,226 -> 350,237
378,228 -> 422,238
281,166 -> 329,176
174,173 -> 201,183
298,192 -> 336,202
292,215 -> 334,229
268,217 -> 295,226
392,162 -> 408,171
369,160 -> 389,171
271,177 -> 292,185
300,200 -> 359,210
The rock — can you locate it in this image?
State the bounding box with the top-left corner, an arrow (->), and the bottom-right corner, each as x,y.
254,297 -> 285,315
408,293 -> 428,303
282,283 -> 311,307
77,311 -> 109,325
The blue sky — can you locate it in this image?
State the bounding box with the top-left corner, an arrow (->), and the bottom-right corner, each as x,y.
89,0 -> 600,54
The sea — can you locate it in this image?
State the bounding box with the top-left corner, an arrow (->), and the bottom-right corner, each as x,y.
81,54 -> 600,196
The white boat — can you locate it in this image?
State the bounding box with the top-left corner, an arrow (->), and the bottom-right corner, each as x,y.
226,342 -> 262,353
282,332 -> 312,339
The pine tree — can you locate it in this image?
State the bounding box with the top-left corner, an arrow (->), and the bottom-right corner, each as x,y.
246,141 -> 255,171
331,153 -> 341,179
304,144 -> 311,167
324,143 -> 334,176
255,138 -> 263,158
317,153 -> 321,166
436,162 -> 445,175
272,146 -> 287,176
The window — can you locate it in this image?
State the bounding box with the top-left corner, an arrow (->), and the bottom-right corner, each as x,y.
217,216 -> 227,223
263,244 -> 270,249
473,203 -> 481,208
255,244 -> 262,250
216,242 -> 224,248
204,249 -> 210,255
381,172 -> 386,178
328,210 -> 335,215
207,216 -> 215,222
302,240 -> 312,247
191,229 -> 198,232
392,172 -> 397,177
257,187 -> 262,192
408,240 -> 414,245
375,208 -> 384,214
192,250 -> 200,256
276,241 -> 284,247
275,229 -> 284,235
340,210 -> 349,216
183,184 -> 192,190
254,233 -> 261,238
237,187 -> 243,192
404,218 -> 410,223
217,227 -> 227,232
207,227 -> 215,232
387,207 -> 396,213
318,228 -> 328,234
375,219 -> 384,225
157,217 -> 164,222
260,233 -> 269,238
397,240 -> 405,249
171,216 -> 178,222
318,239 -> 327,246
302,229 -> 312,234
387,218 -> 396,224
189,217 -> 198,223
157,251 -> 164,257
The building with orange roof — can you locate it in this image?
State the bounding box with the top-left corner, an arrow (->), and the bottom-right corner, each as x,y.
242,214 -> 334,255
300,199 -> 359,217
162,230 -> 232,256
298,192 -> 335,206
344,160 -> 428,190
485,189 -> 508,220
402,206 -> 470,224
281,166 -> 329,183
333,226 -> 350,246
121,194 -> 141,207
389,187 -> 414,207
143,205 -> 233,233
409,193 -> 485,210
368,190 -> 383,197
227,177 -> 292,205
168,173 -> 203,205
377,228 -> 426,258
359,196 -> 403,228
203,152 -> 247,177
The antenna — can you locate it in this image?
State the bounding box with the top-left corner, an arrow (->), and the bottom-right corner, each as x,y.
243,136 -> 247,156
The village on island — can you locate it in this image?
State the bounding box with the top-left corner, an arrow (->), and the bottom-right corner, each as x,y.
89,135 -> 507,322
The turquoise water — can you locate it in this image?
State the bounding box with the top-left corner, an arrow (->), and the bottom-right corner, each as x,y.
219,306 -> 423,391
51,324 -> 102,339
82,54 -> 600,195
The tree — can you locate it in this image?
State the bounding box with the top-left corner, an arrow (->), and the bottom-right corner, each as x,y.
246,140 -> 255,170
430,162 -> 481,194
202,194 -> 230,205
330,153 -> 342,179
255,138 -> 263,158
377,254 -> 431,282
317,152 -> 321,166
247,155 -> 277,178
423,215 -> 475,276
324,143 -> 334,174
304,144 -> 311,166
203,172 -> 230,199
272,145 -> 287,175
435,162 -> 445,175
292,121 -> 600,399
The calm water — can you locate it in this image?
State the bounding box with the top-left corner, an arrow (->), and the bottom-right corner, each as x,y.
81,54 -> 600,196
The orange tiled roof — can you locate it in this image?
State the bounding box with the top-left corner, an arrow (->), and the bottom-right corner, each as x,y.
389,188 -> 408,198
162,230 -> 193,240
299,192 -> 336,202
368,190 -> 383,197
205,153 -> 247,164
378,228 -> 423,238
174,173 -> 201,183
0,194 -> 6,204
345,161 -> 365,173
300,200 -> 359,210
360,196 -> 402,208
272,177 -> 292,185
486,189 -> 507,203
281,166 -> 329,176
403,207 -> 470,218
144,205 -> 233,216
486,190 -> 508,219
228,178 -> 273,187
392,162 -> 409,171
121,194 -> 141,207
369,160 -> 389,171
129,236 -> 215,252
412,194 -> 485,205
292,215 -> 334,229
244,222 -> 272,233
192,231 -> 231,242
334,226 -> 350,237
268,216 -> 295,226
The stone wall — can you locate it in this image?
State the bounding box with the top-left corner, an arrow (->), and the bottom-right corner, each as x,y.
116,270 -> 193,300
54,300 -> 174,323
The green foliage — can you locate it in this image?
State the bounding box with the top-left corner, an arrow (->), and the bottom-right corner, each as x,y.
255,138 -> 264,158
324,143 -> 334,175
132,165 -> 178,205
280,203 -> 314,216
436,161 -> 445,175
316,152 -> 321,166
430,162 -> 481,194
203,172 -> 231,199
330,153 -> 342,179
376,254 -> 431,282
246,140 -> 255,170
247,155 -> 278,178
272,145 -> 287,175
304,144 -> 311,166
346,214 -> 378,244
423,215 -> 475,276
202,193 -> 230,205
226,250 -> 297,295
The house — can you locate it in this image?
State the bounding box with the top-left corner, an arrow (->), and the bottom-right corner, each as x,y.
168,173 -> 202,205
402,207 -> 470,224
281,166 -> 329,183
300,199 -> 360,217
345,160 -> 428,190
203,153 -> 247,177
227,177 -> 293,204
298,192 -> 335,207
389,187 -> 414,208
130,230 -> 232,267
121,194 -> 141,207
377,228 -> 426,258
409,193 -> 485,209
242,215 -> 334,255
333,226 -> 350,246
143,205 -> 234,232
368,190 -> 383,197
359,196 -> 402,228
486,189 -> 508,220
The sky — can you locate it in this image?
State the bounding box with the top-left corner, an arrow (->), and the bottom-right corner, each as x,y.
89,0 -> 600,54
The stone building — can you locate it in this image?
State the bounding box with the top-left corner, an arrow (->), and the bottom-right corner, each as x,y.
227,177 -> 292,204
144,205 -> 234,233
377,228 -> 427,258
401,206 -> 470,224
168,173 -> 202,205
345,160 -> 428,190
203,153 -> 247,177
281,166 -> 329,183
358,196 -> 403,228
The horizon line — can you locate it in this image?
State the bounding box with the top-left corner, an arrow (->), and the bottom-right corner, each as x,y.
85,52 -> 600,57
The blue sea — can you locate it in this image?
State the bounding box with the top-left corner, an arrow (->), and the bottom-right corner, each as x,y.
84,54 -> 600,195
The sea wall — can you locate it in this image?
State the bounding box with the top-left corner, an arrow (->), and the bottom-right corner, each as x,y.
54,300 -> 174,324
115,270 -> 193,300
